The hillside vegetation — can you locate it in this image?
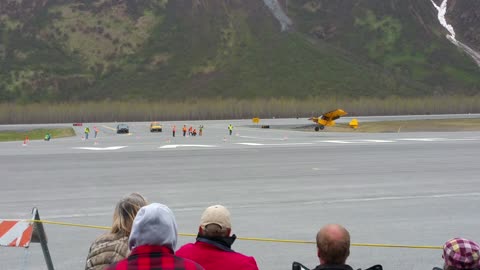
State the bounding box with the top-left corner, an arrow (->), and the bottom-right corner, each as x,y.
0,0 -> 479,104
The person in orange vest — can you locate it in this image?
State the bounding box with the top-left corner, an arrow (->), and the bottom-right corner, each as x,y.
192,128 -> 197,136
172,125 -> 176,137
182,125 -> 187,136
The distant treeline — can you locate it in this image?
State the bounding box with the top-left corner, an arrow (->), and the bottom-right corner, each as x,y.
1,96 -> 479,124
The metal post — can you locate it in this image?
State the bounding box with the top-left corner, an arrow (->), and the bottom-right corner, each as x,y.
31,208 -> 54,270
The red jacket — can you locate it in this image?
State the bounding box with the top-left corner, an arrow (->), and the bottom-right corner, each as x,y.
176,239 -> 259,270
106,245 -> 204,270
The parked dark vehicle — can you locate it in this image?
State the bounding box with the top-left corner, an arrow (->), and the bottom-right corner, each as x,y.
117,124 -> 129,134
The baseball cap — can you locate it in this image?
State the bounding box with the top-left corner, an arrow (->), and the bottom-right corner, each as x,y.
200,205 -> 231,229
443,238 -> 480,269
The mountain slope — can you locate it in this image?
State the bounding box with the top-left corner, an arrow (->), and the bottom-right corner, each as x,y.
0,0 -> 478,103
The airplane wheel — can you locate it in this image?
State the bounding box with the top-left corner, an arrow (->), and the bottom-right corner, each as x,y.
314,127 -> 320,132
319,125 -> 325,130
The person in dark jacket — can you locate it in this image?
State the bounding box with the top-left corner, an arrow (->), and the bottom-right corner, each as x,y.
176,205 -> 259,270
85,193 -> 147,270
106,203 -> 204,270
312,224 -> 354,270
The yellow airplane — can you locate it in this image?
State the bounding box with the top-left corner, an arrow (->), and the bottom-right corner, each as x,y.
309,109 -> 347,131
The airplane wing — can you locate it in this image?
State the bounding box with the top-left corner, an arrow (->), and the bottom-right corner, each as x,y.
322,109 -> 347,121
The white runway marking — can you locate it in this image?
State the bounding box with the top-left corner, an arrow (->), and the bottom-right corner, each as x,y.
237,135 -> 286,141
41,212 -> 111,219
315,138 -> 480,145
362,140 -> 395,143
321,140 -> 356,144
159,144 -> 217,149
303,192 -> 480,205
398,138 -> 446,142
236,143 -> 264,146
236,143 -> 313,146
72,146 -> 127,151
101,125 -> 116,131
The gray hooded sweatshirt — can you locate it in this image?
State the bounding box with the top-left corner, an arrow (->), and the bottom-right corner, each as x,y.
128,203 -> 178,251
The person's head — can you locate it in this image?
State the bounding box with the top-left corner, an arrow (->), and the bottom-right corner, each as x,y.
198,205 -> 232,238
111,193 -> 148,237
442,238 -> 480,270
316,224 -> 351,265
128,203 -> 178,251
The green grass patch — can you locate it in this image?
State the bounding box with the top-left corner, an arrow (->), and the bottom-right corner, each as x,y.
322,119 -> 480,133
0,128 -> 76,141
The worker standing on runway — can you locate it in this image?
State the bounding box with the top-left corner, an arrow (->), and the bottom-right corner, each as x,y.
183,125 -> 187,136
94,126 -> 99,138
188,126 -> 193,136
85,127 -> 90,140
199,125 -> 204,136
172,125 -> 176,137
228,124 -> 233,136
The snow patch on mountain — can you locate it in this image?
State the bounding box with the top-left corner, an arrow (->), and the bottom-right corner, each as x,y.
262,0 -> 292,31
431,0 -> 480,67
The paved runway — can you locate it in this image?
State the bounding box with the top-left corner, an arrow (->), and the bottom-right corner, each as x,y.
1,116 -> 480,270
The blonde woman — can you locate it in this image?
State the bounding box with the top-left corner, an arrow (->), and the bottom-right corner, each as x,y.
85,193 -> 148,270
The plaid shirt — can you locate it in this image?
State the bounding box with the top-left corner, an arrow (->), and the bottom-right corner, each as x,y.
106,245 -> 204,270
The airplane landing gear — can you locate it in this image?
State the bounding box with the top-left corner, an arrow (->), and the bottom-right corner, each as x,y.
314,126 -> 325,132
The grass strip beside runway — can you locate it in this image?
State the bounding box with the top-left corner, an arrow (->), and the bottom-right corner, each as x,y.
0,128 -> 76,142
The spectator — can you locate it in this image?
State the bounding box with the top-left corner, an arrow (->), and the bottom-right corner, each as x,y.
313,224 -> 353,270
85,127 -> 90,140
176,205 -> 259,270
434,238 -> 480,270
85,193 -> 147,270
106,203 -> 204,270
